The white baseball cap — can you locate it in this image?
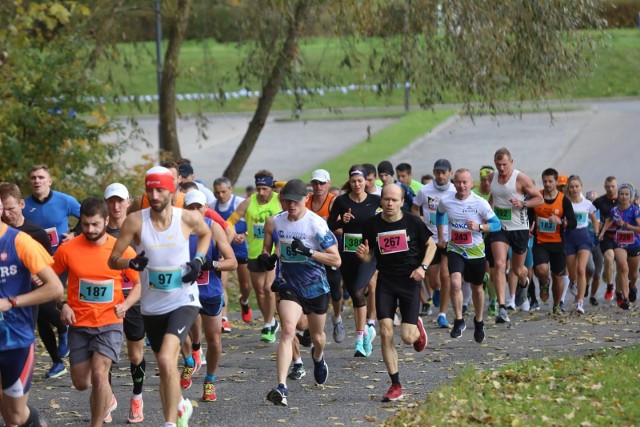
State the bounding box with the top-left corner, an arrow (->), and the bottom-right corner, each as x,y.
311,169 -> 331,183
104,183 -> 129,200
184,190 -> 207,207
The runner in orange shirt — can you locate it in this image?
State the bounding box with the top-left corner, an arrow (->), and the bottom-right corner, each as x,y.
54,198 -> 141,426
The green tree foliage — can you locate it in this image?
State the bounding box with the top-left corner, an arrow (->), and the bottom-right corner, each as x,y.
0,1 -> 135,199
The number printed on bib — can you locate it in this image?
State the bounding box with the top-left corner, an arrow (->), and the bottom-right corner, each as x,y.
377,230 -> 409,254
537,218 -> 557,233
343,233 -> 363,252
451,228 -> 472,246
79,278 -> 114,303
494,207 -> 512,221
615,230 -> 635,245
280,241 -> 307,263
252,224 -> 265,239
45,227 -> 60,247
197,270 -> 210,286
148,267 -> 183,291
575,212 -> 588,225
428,212 -> 437,225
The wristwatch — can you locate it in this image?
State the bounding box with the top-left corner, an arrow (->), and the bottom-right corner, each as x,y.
212,260 -> 219,270
56,301 -> 68,311
421,264 -> 429,271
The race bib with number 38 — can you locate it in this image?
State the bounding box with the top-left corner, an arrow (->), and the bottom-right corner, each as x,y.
343,233 -> 362,253
79,278 -> 114,303
377,230 -> 409,254
148,267 -> 183,291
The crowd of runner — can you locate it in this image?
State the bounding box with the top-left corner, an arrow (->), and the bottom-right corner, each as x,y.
1,147 -> 638,426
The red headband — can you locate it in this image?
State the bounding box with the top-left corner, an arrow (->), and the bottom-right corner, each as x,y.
145,173 -> 175,193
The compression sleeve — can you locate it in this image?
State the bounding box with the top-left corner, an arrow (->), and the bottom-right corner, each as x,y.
436,210 -> 447,226
487,215 -> 502,232
227,211 -> 242,226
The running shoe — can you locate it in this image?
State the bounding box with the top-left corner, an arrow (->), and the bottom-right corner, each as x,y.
589,296 -> 599,306
540,283 -> 550,303
104,394 -> 117,424
240,299 -> 252,323
506,304 -> 516,312
514,286 -> 526,308
45,362 -> 67,379
363,325 -> 376,356
495,307 -> 510,324
616,292 -> 624,307
271,320 -> 280,339
432,289 -> 441,308
413,317 -> 427,352
381,384 -> 403,402
437,314 -> 449,328
260,326 -> 272,342
354,340 -> 367,357
127,397 -> 144,424
529,300 -> 540,311
180,366 -> 194,390
393,312 -> 402,326
311,346 -> 329,385
488,299 -> 498,316
568,281 -> 578,297
559,301 -> 566,312
192,349 -> 203,374
176,398 -> 193,427
520,297 -> 530,312
202,380 -> 217,402
58,326 -> 69,359
221,318 -> 232,334
620,298 -> 630,310
333,319 -> 346,343
287,363 -> 306,380
473,317 -> 485,344
296,329 -> 312,347
450,319 -> 466,339
266,384 -> 288,406
420,302 -> 432,316
462,305 -> 469,316
552,305 -> 563,316
604,284 -> 614,301
575,301 -> 585,314
630,285 -> 637,303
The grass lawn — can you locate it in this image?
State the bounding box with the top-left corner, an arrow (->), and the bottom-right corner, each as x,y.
385,345 -> 640,426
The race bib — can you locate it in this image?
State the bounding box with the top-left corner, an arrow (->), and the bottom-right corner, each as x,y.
197,270 -> 210,286
79,278 -> 114,303
252,224 -> 265,239
615,230 -> 635,245
494,207 -> 511,221
121,271 -> 133,290
148,267 -> 182,291
280,242 -> 307,263
451,229 -> 472,246
343,233 -> 362,253
537,218 -> 557,233
575,212 -> 588,225
45,227 -> 59,247
377,230 -> 409,254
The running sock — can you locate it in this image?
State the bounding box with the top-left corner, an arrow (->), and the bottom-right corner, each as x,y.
240,299 -> 249,306
293,357 -> 302,365
204,373 -> 215,383
222,316 -> 228,322
356,331 -> 364,341
184,355 -> 195,368
192,342 -> 201,352
499,304 -> 507,310
367,319 -> 376,327
132,394 -> 142,401
333,315 -> 342,325
389,372 -> 400,385
131,359 -> 146,396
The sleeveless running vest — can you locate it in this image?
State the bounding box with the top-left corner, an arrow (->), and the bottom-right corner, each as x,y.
138,207 -> 199,315
245,193 -> 281,259
306,193 -> 335,221
533,192 -> 565,244
0,227 -> 36,350
189,217 -> 223,298
490,169 -> 528,231
214,195 -> 248,258
141,192 -> 185,209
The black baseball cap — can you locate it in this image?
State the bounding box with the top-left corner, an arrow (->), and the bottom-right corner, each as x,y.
433,159 -> 452,172
280,179 -> 308,202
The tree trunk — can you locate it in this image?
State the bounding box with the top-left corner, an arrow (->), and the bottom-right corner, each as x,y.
159,0 -> 192,160
223,0 -> 311,184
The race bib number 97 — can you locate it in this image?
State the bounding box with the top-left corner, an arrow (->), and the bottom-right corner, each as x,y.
148,267 -> 182,291
377,230 -> 409,254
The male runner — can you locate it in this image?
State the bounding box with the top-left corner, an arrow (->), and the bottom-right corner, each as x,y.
472,166 -> 497,314
226,170 -> 282,343
488,148 -> 543,323
0,195 -> 63,427
377,160 -> 415,213
357,184 -> 435,402
395,163 -> 423,196
178,164 -> 215,207
109,166 -> 212,427
412,159 -> 456,328
54,197 -> 141,426
128,161 -> 186,213
436,169 -> 501,341
263,179 -> 340,406
23,164 -> 81,378
593,176 -> 618,300
103,183 -> 146,423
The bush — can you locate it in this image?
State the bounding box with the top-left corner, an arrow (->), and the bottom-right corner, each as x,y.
600,0 -> 640,28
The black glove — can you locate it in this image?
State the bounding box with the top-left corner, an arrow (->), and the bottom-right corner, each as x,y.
128,251 -> 148,271
201,258 -> 218,271
291,238 -> 313,257
257,253 -> 278,271
182,257 -> 204,283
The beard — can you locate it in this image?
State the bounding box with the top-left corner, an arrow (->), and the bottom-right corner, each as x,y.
84,228 -> 107,242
